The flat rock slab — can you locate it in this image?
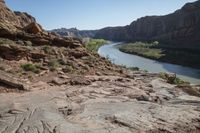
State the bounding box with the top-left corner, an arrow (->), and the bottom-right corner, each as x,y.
0,70 -> 29,91
0,76 -> 199,133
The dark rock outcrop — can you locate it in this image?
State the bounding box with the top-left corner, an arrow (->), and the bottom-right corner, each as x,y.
95,0 -> 200,49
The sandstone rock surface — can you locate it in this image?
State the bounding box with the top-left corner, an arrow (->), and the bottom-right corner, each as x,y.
0,0 -> 35,30
23,22 -> 43,34
0,74 -> 199,133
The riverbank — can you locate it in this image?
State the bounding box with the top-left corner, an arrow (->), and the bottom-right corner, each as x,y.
85,39 -> 109,52
117,42 -> 200,69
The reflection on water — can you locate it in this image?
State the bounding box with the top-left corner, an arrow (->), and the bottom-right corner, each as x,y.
98,43 -> 200,84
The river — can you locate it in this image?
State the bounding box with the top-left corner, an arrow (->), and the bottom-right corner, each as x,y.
98,42 -> 200,84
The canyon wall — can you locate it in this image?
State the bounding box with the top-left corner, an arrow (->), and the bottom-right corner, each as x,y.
95,0 -> 200,48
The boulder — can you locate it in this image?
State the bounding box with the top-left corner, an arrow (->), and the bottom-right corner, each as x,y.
23,22 -> 42,34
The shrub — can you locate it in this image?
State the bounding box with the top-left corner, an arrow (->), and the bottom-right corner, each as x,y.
58,58 -> 66,65
42,45 -> 52,54
0,66 -> 5,71
62,65 -> 74,73
128,67 -> 140,71
24,41 -> 32,46
159,72 -> 186,85
119,65 -> 140,71
48,59 -> 60,71
21,63 -> 40,74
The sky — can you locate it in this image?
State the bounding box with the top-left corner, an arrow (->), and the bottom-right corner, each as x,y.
5,0 -> 197,30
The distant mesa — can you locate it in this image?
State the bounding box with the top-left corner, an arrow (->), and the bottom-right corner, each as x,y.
51,28 -> 98,38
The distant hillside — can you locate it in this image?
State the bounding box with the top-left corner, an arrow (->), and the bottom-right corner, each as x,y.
95,0 -> 200,49
51,28 -> 98,38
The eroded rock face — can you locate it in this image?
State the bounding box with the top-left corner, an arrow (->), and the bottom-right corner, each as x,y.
0,0 -> 35,30
14,12 -> 36,28
0,44 -> 29,60
95,1 -> 200,48
0,1 -> 83,48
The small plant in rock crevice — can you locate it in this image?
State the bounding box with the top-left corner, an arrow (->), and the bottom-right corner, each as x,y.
159,72 -> 187,85
21,63 -> 40,74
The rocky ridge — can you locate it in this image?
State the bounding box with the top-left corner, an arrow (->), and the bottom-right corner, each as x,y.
0,0 -> 35,30
0,1 -> 200,132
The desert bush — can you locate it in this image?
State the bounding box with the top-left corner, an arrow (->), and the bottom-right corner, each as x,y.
58,58 -> 66,65
119,65 -> 140,71
48,59 -> 60,71
42,45 -> 53,54
159,72 -> 186,85
0,66 -> 5,71
21,63 -> 40,74
24,41 -> 32,46
62,65 -> 74,73
128,67 -> 140,71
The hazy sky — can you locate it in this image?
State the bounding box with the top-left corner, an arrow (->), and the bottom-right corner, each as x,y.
5,0 -> 197,30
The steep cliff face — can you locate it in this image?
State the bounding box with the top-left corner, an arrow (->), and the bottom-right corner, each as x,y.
95,0 -> 200,48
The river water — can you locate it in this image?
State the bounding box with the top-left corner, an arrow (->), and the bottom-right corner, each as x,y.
98,42 -> 200,84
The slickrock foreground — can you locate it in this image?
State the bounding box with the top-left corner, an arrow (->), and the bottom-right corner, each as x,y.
0,72 -> 200,133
